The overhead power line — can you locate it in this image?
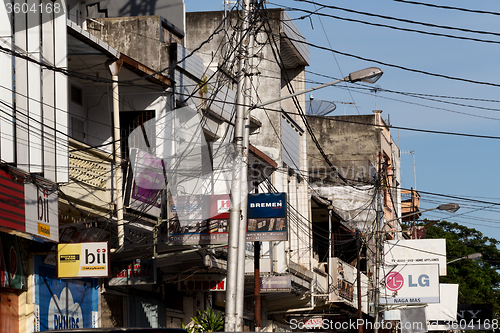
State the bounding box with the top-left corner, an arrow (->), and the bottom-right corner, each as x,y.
271,3 -> 500,45
393,0 -> 500,16
279,34 -> 500,88
295,0 -> 500,38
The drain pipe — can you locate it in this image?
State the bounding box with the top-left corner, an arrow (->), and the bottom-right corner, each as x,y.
107,59 -> 124,248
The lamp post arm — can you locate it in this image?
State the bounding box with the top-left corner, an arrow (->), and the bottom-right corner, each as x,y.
380,206 -> 439,231
246,77 -> 346,115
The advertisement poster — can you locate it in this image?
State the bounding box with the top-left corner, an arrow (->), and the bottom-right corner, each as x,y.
126,149 -> 164,217
34,256 -> 98,331
109,259 -> 156,286
57,242 -> 109,278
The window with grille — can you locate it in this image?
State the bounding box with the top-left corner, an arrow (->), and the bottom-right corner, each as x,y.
119,110 -> 155,160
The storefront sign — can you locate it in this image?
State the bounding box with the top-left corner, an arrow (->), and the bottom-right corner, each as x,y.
380,264 -> 440,304
260,275 -> 291,292
247,193 -> 287,241
109,259 -> 156,286
34,256 -> 98,331
57,242 -> 109,278
25,183 -> 58,242
0,169 -> 59,242
178,274 -> 226,291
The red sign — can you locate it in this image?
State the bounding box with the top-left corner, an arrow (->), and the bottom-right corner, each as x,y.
0,169 -> 25,231
386,271 -> 404,291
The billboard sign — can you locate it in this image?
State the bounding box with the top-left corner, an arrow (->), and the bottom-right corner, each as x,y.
57,242 -> 109,278
247,193 -> 287,241
380,264 -> 440,304
384,239 -> 447,276
109,259 -> 156,286
34,256 -> 98,331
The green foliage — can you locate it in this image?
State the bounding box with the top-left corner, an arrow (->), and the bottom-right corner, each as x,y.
183,307 -> 224,333
423,220 -> 500,318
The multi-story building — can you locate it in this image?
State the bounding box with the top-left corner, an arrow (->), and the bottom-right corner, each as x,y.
0,0 -> 378,330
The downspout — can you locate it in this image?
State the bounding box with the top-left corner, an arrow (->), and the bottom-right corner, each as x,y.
107,59 -> 124,249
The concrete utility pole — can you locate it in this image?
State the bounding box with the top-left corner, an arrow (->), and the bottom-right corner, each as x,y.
225,0 -> 250,330
374,153 -> 383,333
236,2 -> 255,329
107,59 -> 125,249
357,230 -> 363,333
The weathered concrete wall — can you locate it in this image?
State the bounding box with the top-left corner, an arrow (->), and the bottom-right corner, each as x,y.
88,16 -> 181,73
87,0 -> 185,36
186,10 -> 286,164
307,114 -> 380,182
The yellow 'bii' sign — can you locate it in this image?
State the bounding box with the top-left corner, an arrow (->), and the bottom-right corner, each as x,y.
57,242 -> 109,278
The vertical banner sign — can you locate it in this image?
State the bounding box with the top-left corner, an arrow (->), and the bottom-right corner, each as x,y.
247,193 -> 287,241
25,183 -> 59,242
57,242 -> 109,278
34,256 -> 98,331
126,149 -> 164,217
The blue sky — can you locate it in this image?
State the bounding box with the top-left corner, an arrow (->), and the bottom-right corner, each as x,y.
185,0 -> 500,242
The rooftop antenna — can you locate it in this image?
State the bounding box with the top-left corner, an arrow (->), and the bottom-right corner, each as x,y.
332,101 -> 356,115
402,150 -> 416,189
370,85 -> 381,111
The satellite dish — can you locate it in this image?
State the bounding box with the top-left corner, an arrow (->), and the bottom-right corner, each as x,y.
306,99 -> 337,116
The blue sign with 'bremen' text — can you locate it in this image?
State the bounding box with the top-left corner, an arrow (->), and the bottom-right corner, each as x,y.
248,193 -> 287,218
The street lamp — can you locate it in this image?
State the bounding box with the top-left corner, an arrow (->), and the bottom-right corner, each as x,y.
448,252 -> 482,264
248,67 -> 383,112
381,203 -> 460,231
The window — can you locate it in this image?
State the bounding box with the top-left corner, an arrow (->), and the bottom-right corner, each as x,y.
119,110 -> 155,160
